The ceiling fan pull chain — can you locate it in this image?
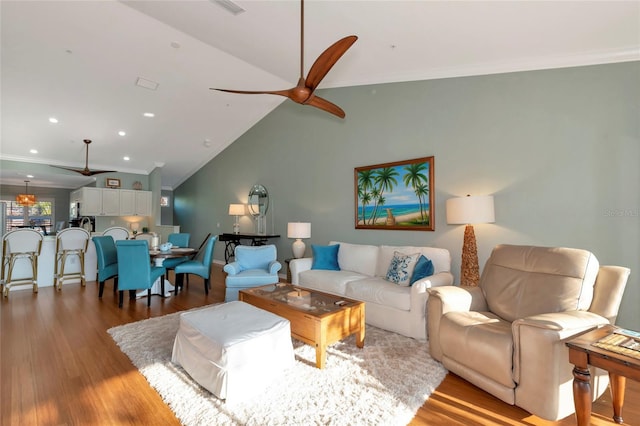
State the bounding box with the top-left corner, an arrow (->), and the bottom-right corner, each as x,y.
300,0 -> 304,79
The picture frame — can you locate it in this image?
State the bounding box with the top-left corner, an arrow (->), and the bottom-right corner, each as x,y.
355,156 -> 434,231
106,178 -> 121,188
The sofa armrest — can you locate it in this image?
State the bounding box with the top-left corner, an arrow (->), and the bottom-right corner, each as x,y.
426,285 -> 487,361
223,261 -> 242,275
269,260 -> 282,274
290,257 -> 313,285
511,311 -> 609,419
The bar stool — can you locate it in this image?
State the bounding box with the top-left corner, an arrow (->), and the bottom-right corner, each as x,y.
102,226 -> 129,241
1,229 -> 44,298
54,228 -> 90,290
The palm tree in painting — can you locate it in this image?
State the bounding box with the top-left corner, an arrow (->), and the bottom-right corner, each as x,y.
414,183 -> 430,223
403,162 -> 429,223
357,170 -> 375,224
371,167 -> 399,224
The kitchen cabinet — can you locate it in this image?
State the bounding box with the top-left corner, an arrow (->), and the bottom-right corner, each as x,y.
78,187 -> 120,216
120,190 -> 151,216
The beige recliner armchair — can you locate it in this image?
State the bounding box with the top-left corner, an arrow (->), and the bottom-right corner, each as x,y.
427,244 -> 630,421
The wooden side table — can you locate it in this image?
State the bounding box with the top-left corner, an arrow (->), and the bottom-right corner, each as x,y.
566,325 -> 640,425
284,258 -> 292,282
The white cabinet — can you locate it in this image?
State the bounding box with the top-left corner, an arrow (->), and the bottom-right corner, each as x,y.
119,189 -> 151,216
78,187 -> 120,216
119,190 -> 136,216
76,187 -> 151,217
134,191 -> 152,216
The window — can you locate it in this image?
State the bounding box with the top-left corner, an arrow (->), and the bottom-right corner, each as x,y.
2,199 -> 54,235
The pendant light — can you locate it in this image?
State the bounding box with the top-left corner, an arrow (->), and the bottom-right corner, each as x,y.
16,180 -> 37,206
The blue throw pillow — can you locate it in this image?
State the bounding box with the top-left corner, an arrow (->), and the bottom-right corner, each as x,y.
410,255 -> 434,285
311,244 -> 340,271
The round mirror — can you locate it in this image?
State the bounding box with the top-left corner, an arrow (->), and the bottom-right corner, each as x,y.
248,184 -> 269,217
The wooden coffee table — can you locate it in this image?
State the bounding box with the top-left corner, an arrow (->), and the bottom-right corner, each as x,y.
566,325 -> 640,426
239,283 -> 365,369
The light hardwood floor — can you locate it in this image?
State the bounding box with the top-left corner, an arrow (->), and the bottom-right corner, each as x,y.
1,264 -> 638,425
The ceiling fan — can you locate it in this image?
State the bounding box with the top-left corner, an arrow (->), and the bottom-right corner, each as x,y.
211,0 -> 357,119
50,139 -> 116,176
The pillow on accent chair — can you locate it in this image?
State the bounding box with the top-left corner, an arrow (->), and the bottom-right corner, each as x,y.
311,244 -> 340,271
385,251 -> 420,286
410,255 -> 434,285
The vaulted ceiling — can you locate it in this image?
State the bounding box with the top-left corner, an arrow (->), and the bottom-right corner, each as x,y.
1,1 -> 638,189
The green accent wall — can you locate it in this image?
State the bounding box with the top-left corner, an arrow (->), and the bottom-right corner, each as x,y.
175,62 -> 640,329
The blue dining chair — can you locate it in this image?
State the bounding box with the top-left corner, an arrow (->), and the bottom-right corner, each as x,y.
115,240 -> 165,308
92,236 -> 118,298
163,233 -> 191,280
223,244 -> 282,302
174,235 -> 217,295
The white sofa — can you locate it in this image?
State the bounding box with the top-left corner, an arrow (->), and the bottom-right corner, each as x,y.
290,241 -> 454,340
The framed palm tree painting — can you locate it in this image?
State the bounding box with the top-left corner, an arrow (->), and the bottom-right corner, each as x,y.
355,156 -> 434,231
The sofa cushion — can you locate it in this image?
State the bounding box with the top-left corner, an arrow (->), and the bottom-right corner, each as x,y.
410,255 -> 434,285
440,311 -> 515,389
329,241 -> 378,277
311,244 -> 340,271
480,245 -> 600,322
345,277 -> 411,311
376,245 -> 451,277
298,270 -> 366,295
385,251 -> 420,286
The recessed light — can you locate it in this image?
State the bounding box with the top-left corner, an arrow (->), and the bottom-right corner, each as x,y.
118,130 -> 126,136
49,117 -> 58,123
30,149 -> 38,154
203,139 -> 212,148
27,175 -> 34,178
123,156 -> 130,161
143,112 -> 155,118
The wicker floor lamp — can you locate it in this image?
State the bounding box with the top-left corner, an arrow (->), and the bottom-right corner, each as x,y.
446,195 -> 495,287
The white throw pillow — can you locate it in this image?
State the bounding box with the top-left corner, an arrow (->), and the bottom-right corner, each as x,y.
385,251 -> 420,286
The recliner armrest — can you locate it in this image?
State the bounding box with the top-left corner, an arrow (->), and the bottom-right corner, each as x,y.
511,310 -> 609,403
427,285 -> 488,313
223,261 -> 242,275
427,285 -> 488,361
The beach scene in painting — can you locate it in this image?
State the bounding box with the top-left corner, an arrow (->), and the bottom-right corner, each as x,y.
356,159 -> 431,228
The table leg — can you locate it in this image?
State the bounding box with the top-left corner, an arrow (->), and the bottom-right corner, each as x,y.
315,344 -> 326,369
572,365 -> 592,426
609,372 -> 626,424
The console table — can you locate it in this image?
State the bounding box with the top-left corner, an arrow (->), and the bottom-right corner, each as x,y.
219,233 -> 280,263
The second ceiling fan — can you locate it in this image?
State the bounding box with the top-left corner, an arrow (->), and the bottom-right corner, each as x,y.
211,0 -> 357,119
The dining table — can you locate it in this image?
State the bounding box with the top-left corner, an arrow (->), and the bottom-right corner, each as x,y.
137,247 -> 197,298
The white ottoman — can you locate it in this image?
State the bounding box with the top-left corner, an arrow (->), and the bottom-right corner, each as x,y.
171,301 -> 294,402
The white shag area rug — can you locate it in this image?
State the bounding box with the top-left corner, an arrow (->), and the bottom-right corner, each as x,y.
108,307 -> 447,426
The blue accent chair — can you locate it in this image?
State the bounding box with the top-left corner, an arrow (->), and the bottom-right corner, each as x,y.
223,244 -> 282,302
92,236 -> 119,298
174,235 -> 217,295
115,240 -> 165,308
163,233 -> 191,279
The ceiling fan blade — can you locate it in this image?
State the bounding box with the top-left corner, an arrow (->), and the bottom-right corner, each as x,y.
211,88 -> 292,97
305,35 -> 357,92
305,95 -> 346,119
49,165 -> 116,176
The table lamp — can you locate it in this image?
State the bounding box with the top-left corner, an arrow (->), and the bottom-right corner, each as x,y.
130,222 -> 140,235
228,204 -> 245,234
446,195 -> 495,286
287,222 -> 311,258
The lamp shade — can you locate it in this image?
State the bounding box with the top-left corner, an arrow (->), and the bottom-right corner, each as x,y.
287,222 -> 311,239
228,204 -> 245,216
446,195 -> 495,225
130,222 -> 140,232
